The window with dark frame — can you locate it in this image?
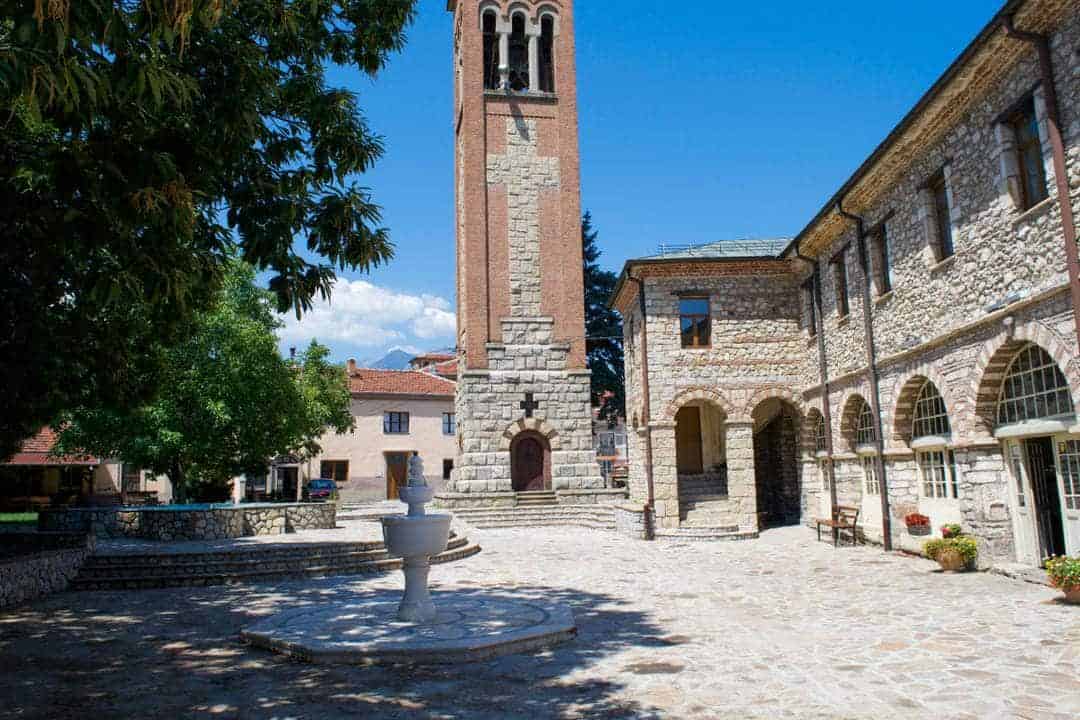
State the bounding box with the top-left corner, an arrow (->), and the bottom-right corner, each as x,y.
443,459 -> 454,481
831,251 -> 849,317
872,225 -> 891,295
319,460 -> 349,485
679,296 -> 711,348
814,414 -> 827,454
1010,97 -> 1049,210
539,15 -> 556,93
443,412 -> 456,436
803,278 -> 817,336
929,172 -> 954,260
482,10 -> 499,90
383,412 -> 410,434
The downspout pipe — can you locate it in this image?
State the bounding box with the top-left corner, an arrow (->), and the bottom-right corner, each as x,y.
1003,15 -> 1080,353
626,274 -> 656,540
837,199 -> 894,551
794,241 -> 839,514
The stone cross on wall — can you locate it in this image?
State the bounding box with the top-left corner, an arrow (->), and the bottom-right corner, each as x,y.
486,117 -> 561,317
520,392 -> 540,419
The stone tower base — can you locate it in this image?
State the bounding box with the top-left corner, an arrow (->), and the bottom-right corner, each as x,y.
444,317 -> 605,505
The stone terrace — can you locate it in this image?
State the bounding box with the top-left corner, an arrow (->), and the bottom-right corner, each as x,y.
1,527 -> 1077,719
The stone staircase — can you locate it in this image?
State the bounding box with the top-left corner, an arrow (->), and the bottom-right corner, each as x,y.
515,490 -> 558,507
452,504 -> 616,531
71,533 -> 480,591
678,473 -> 730,528
654,527 -> 758,542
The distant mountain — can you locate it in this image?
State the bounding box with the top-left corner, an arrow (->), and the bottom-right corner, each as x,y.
369,349 -> 414,370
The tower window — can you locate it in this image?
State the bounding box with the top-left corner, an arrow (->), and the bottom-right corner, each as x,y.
678,296 -> 711,348
508,13 -> 529,92
539,15 -> 556,93
482,10 -> 499,90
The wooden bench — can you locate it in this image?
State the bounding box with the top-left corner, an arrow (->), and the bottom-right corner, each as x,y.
816,505 -> 860,546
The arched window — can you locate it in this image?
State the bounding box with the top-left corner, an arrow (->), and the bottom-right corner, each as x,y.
538,15 -> 556,92
508,13 -> 529,92
912,381 -> 951,439
855,400 -> 876,446
482,10 -> 499,90
814,413 -> 827,454
997,344 -> 1073,426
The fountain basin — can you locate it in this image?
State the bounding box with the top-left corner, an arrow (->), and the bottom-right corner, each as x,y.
381,513 -> 452,559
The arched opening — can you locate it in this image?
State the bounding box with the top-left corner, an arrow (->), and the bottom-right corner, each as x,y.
508,12 -> 529,92
752,398 -> 802,527
511,431 -> 550,492
911,380 -> 959,501
994,343 -> 1076,561
675,402 -> 727,525
538,14 -> 556,92
482,10 -> 500,90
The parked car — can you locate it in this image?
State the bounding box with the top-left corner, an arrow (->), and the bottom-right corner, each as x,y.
304,478 -> 337,502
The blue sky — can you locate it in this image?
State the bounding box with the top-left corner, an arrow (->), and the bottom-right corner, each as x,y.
279,0 -> 1002,363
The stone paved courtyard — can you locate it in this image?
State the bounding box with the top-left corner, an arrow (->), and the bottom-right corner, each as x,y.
1,526 -> 1077,719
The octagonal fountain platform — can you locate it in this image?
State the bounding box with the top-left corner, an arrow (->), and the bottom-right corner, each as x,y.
241,456 -> 576,664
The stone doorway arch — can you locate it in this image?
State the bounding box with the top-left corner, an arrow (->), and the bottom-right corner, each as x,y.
511,431 -> 551,492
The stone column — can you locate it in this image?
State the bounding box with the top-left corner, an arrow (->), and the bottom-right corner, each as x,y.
649,421 -> 679,529
726,423 -> 759,533
527,33 -> 539,91
498,31 -> 510,90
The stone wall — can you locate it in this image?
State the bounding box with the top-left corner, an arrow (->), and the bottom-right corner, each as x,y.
613,503 -> 649,540
39,503 -> 336,541
617,3 -> 1080,564
0,533 -> 94,610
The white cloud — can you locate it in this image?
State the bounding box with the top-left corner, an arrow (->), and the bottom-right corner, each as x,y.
277,279 -> 456,354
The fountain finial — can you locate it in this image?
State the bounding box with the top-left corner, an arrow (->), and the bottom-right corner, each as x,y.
407,454 -> 427,488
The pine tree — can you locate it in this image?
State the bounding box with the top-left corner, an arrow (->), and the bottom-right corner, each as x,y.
582,212 -> 625,420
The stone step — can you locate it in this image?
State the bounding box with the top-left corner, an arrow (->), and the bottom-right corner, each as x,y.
454,504 -> 614,517
451,505 -> 616,530
86,540 -> 390,567
70,538 -> 479,591
654,528 -> 758,542
467,519 -> 615,530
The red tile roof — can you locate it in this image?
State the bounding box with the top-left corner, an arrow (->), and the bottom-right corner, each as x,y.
3,427 -> 100,466
348,368 -> 456,397
428,358 -> 458,379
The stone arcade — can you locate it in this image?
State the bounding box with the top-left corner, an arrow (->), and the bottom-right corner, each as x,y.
612,0 -> 1080,564
439,0 -> 610,509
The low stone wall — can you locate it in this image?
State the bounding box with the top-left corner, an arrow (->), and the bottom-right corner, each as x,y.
614,503 -> 650,540
39,503 -> 336,541
0,533 -> 95,610
434,492 -> 519,510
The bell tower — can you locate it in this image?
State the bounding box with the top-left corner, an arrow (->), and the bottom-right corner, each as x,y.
445,0 -> 604,504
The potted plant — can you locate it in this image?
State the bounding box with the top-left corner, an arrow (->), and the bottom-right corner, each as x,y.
904,513 -> 931,536
924,534 -> 978,572
941,523 -> 963,539
1045,556 -> 1080,604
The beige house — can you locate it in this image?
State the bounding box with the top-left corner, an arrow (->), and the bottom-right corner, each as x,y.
303,363 -> 458,503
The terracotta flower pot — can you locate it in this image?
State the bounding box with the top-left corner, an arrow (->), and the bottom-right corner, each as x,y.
936,548 -> 967,572
1062,587 -> 1080,605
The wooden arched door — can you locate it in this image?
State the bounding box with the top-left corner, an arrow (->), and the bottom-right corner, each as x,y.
511,433 -> 550,492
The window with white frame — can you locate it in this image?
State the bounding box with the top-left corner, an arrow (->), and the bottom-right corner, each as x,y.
862,455 -> 881,495
997,344 -> 1073,426
442,412 -> 456,436
912,381 -> 951,439
917,449 -> 959,499
855,400 -> 876,446
1056,440 -> 1080,511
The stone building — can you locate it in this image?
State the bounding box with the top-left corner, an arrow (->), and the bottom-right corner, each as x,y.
612,0 -> 1080,564
440,0 -> 612,508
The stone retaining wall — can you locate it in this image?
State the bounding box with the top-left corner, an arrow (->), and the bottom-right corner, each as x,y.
39,503 -> 336,541
0,533 -> 94,610
614,503 -> 650,540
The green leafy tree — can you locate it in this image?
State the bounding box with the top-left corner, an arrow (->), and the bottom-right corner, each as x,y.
54,263 -> 355,502
582,212 -> 624,420
0,0 -> 415,459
